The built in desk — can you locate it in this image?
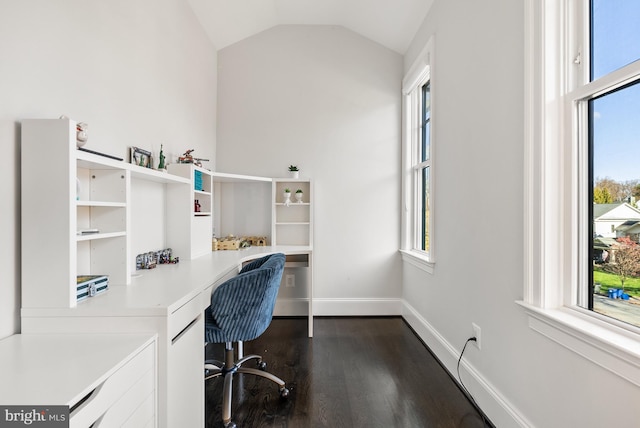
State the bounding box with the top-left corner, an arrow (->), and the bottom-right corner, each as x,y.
20,246 -> 312,428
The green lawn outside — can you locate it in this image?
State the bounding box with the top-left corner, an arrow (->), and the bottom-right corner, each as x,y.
593,266 -> 640,297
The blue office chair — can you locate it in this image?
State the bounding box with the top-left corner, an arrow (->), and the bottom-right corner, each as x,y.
204,253 -> 289,428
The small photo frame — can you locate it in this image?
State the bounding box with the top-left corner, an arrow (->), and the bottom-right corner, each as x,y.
131,147 -> 152,168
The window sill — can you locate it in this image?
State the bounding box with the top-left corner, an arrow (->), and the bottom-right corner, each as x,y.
399,249 -> 434,274
516,300 -> 640,387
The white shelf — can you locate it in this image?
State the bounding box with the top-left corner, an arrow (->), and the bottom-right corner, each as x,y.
76,231 -> 127,242
212,171 -> 272,183
275,222 -> 311,226
77,200 -> 127,208
77,148 -> 190,185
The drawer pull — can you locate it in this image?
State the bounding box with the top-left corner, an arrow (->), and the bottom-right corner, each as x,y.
171,315 -> 200,344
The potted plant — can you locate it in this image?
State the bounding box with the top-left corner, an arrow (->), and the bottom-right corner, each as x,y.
283,188 -> 291,206
295,188 -> 304,203
288,165 -> 299,179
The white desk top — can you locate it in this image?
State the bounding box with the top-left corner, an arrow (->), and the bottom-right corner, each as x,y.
21,246 -> 311,318
0,333 -> 156,406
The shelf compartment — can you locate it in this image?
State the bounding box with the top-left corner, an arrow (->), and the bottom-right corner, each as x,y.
275,205 -> 310,223
274,223 -> 310,246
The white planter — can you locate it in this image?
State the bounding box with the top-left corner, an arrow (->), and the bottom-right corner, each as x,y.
289,171 -> 299,179
295,193 -> 303,203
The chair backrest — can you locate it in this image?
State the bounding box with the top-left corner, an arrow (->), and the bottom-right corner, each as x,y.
208,253 -> 286,343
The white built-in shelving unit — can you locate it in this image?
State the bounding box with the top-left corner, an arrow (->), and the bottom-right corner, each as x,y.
21,118 -> 191,308
166,163 -> 214,259
272,178 -> 313,246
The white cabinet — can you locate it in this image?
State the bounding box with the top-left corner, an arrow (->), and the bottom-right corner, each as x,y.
0,333 -> 157,428
166,164 -> 213,259
21,119 -> 190,308
271,179 -> 313,246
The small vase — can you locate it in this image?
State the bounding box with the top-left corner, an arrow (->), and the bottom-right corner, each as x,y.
284,192 -> 291,206
295,193 -> 303,203
290,171 -> 299,179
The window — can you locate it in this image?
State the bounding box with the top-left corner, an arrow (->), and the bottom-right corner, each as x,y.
522,0 -> 640,384
418,82 -> 431,253
585,1 -> 640,328
401,38 -> 434,272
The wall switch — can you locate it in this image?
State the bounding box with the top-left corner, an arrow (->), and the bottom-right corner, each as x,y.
472,322 -> 481,350
285,274 -> 295,288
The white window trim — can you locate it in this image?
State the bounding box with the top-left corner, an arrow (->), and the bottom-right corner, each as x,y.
522,0 -> 640,385
401,36 -> 435,274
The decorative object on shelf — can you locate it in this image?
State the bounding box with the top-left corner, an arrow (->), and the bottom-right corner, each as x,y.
288,165 -> 299,179
76,122 -> 88,147
212,236 -> 219,251
217,235 -> 244,250
60,115 -> 88,147
295,189 -> 304,203
131,146 -> 152,168
76,275 -> 108,301
245,236 -> 267,246
194,199 -> 201,212
135,248 -> 179,270
178,149 -> 210,167
157,144 -> 166,170
194,170 -> 203,190
284,188 -> 291,206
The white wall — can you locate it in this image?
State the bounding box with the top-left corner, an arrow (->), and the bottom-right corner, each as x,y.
216,25 -> 403,314
0,0 -> 217,338
403,1 -> 640,427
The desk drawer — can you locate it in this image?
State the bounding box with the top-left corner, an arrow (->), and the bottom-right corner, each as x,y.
169,295 -> 202,341
71,342 -> 155,428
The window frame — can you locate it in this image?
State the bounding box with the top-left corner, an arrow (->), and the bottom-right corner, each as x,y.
521,0 -> 640,386
401,37 -> 435,273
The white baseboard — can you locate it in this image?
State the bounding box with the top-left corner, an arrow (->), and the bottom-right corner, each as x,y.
274,298 -> 309,316
402,301 -> 532,428
313,298 -> 402,316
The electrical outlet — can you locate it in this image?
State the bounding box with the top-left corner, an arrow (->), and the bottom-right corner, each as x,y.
285,274 -> 295,288
472,323 -> 481,350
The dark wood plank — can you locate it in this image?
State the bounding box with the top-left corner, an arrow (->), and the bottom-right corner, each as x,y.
205,317 -> 491,428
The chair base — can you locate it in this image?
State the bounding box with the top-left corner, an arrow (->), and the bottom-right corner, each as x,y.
206,342 -> 289,428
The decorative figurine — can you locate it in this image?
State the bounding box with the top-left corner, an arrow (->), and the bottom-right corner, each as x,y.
158,144 -> 166,170
178,149 -> 210,167
76,122 -> 88,147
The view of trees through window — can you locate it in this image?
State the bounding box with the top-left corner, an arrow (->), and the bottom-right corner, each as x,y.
589,1 -> 640,328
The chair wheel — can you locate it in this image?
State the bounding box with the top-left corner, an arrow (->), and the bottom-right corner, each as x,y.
257,360 -> 267,370
224,421 -> 236,428
280,387 -> 290,399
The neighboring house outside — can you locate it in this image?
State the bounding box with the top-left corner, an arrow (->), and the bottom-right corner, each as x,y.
593,203 -> 640,264
593,203 -> 640,238
616,220 -> 640,243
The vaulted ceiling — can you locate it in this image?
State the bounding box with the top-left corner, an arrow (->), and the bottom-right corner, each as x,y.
187,0 -> 433,54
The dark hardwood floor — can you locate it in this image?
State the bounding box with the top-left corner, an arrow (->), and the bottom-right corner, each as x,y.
205,317 -> 491,428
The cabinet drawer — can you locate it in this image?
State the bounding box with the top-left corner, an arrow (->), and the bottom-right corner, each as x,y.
169,295 -> 202,341
70,343 -> 155,428
94,372 -> 155,427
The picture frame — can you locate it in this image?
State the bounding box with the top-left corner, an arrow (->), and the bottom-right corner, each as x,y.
130,147 -> 152,168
